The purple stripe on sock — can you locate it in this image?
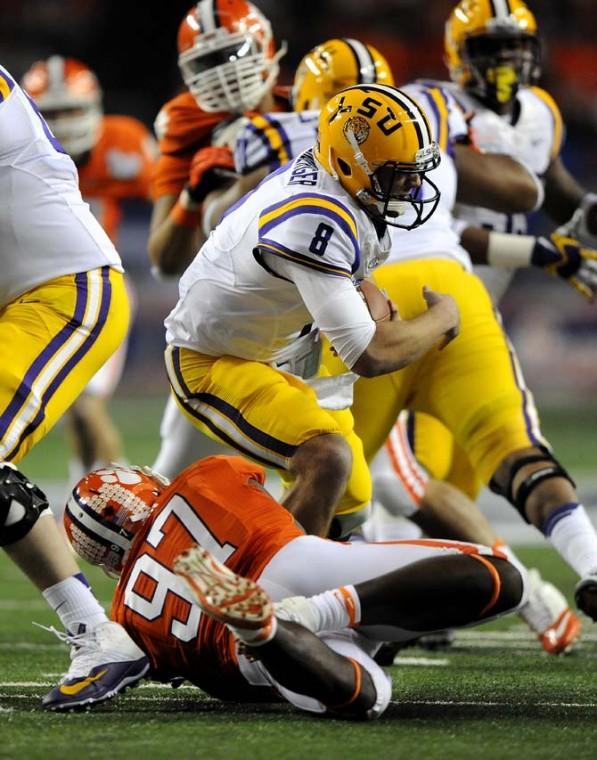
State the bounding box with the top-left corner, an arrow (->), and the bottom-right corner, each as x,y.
542,502 -> 580,536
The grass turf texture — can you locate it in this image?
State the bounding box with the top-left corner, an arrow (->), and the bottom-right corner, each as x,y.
4,398 -> 597,757
1,547 -> 597,760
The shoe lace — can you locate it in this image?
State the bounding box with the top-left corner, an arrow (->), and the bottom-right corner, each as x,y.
34,622 -> 102,679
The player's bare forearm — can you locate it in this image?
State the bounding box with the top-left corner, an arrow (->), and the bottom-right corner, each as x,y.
454,144 -> 539,213
202,167 -> 269,232
148,194 -> 205,276
352,292 -> 459,377
460,226 -> 491,265
252,619 -> 375,716
542,157 -> 586,226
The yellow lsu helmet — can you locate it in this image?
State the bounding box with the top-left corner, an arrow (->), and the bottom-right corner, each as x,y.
315,84 -> 441,230
445,0 -> 540,107
292,38 -> 394,112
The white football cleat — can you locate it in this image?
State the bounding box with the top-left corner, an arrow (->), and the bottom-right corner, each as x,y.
518,569 -> 582,655
42,621 -> 149,710
174,545 -> 275,643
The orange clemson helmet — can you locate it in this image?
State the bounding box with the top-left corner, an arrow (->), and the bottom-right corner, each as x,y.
177,0 -> 286,114
64,465 -> 169,575
22,56 -> 103,156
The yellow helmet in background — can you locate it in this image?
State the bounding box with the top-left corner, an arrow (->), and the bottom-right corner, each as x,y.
292,38 -> 394,112
315,84 -> 441,229
445,0 -> 540,108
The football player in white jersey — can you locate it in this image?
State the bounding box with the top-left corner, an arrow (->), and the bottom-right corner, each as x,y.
152,37 -> 543,486
352,2 -> 597,644
164,83 -> 464,540
0,65 -> 149,710
269,37 -> 589,654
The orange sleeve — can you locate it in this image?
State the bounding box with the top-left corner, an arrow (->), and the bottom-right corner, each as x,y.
151,92 -> 228,201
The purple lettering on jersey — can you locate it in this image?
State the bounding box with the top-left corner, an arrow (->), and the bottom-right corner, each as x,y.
288,151 -> 319,186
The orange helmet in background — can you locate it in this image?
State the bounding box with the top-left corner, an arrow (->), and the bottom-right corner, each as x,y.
445,0 -> 540,107
177,0 -> 285,113
64,465 -> 169,575
22,56 -> 103,156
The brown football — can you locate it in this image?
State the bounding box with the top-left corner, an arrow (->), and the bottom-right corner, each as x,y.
357,279 -> 392,322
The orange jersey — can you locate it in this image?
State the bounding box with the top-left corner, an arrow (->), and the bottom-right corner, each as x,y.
151,86 -> 291,201
111,455 -> 303,698
78,115 -> 156,242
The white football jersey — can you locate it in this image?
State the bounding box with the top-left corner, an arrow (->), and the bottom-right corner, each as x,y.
440,81 -> 563,301
234,110 -> 319,175
234,83 -> 471,272
165,149 -> 390,366
385,83 -> 470,270
0,65 -> 121,308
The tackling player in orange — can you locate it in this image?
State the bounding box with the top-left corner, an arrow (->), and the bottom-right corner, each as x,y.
23,56 -> 156,486
148,0 -> 290,477
62,455 -> 526,717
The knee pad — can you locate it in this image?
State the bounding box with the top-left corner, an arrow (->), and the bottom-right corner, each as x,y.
329,505 -> 371,540
489,449 -> 575,523
0,463 -> 50,546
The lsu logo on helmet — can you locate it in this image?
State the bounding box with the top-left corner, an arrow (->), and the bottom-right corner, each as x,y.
315,84 -> 441,230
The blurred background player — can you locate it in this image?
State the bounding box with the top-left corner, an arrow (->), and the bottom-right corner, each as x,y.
23,56 -> 157,492
0,64 -> 148,710
367,0 -> 597,651
148,0 -> 287,478
61,455 -> 526,718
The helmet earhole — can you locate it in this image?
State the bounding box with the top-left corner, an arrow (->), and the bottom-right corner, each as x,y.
337,157 -> 352,176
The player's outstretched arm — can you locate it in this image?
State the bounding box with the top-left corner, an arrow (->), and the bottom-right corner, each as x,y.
148,193 -> 205,276
454,144 -> 541,214
460,225 -> 597,301
352,287 -> 460,377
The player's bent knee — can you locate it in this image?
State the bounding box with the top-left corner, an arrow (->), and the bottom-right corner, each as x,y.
490,557 -> 526,614
295,434 -> 353,485
490,448 -> 575,523
0,464 -> 50,546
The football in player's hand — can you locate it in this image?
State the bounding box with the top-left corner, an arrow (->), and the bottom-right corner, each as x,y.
357,279 -> 393,322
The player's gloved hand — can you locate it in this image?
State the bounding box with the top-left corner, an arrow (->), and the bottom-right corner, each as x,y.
185,145 -> 235,204
574,569 -> 597,621
530,228 -> 597,302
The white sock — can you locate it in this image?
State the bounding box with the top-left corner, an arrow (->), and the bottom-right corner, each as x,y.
229,616 -> 278,647
309,586 -> 361,631
42,575 -> 108,634
544,503 -> 597,577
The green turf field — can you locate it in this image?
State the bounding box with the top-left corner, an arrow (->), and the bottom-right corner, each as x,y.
18,396 -> 597,481
3,399 -> 597,758
1,547 -> 597,760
